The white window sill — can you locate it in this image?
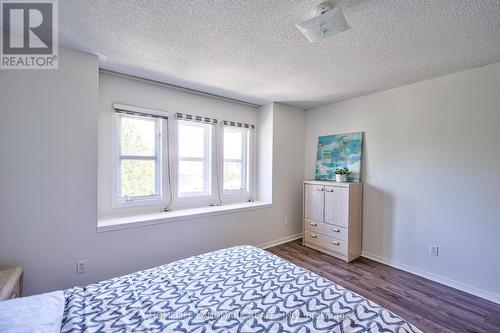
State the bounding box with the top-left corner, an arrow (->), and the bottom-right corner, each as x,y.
97,201 -> 272,233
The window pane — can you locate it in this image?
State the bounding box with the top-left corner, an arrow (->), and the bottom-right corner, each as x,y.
121,159 -> 156,197
179,160 -> 205,193
224,130 -> 243,159
224,161 -> 242,190
121,116 -> 156,156
179,122 -> 205,158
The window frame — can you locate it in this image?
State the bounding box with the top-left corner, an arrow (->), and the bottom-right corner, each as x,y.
111,110 -> 169,209
107,103 -> 256,214
172,120 -> 219,208
176,120 -> 213,198
221,126 -> 255,203
223,127 -> 249,195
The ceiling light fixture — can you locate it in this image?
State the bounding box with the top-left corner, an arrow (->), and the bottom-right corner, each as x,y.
296,1 -> 349,43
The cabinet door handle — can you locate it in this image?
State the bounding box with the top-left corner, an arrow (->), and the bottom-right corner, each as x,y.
316,187 -> 324,191
310,222 -> 317,226
326,189 -> 334,192
310,234 -> 318,238
331,241 -> 340,246
331,228 -> 340,233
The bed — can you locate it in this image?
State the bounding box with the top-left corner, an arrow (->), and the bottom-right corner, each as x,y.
58,246 -> 421,332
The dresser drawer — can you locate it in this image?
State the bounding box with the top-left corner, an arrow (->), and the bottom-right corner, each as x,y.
304,231 -> 347,255
304,219 -> 347,241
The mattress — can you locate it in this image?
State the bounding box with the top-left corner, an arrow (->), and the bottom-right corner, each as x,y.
61,246 -> 421,332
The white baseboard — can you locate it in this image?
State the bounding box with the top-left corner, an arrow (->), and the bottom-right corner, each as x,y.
362,251 -> 500,305
257,233 -> 302,249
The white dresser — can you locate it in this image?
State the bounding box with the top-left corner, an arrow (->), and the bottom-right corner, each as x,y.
302,180 -> 363,262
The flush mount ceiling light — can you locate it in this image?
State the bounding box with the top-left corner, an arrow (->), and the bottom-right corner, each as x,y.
296,1 -> 350,43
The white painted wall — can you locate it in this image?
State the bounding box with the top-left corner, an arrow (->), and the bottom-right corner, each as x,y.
272,103 -> 306,230
257,103 -> 273,203
305,62 -> 500,302
0,47 -> 305,295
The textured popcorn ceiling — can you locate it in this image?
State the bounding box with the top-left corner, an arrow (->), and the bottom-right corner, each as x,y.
59,0 -> 500,109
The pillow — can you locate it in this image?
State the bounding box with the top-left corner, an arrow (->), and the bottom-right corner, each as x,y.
0,291 -> 65,333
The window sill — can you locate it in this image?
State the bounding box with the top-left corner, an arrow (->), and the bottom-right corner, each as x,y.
97,201 -> 272,233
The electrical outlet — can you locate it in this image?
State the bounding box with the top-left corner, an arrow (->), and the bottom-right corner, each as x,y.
76,260 -> 87,274
284,217 -> 289,225
428,245 -> 439,256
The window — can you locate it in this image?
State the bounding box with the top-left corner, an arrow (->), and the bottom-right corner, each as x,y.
223,127 -> 249,192
177,121 -> 212,196
114,112 -> 164,206
106,104 -> 255,215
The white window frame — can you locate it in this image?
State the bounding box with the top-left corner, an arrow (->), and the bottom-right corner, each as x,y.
107,103 -> 256,213
111,106 -> 169,209
172,120 -> 218,208
221,126 -> 255,203
223,127 -> 249,194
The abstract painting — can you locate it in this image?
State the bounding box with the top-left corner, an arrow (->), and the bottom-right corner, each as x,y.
315,132 -> 363,182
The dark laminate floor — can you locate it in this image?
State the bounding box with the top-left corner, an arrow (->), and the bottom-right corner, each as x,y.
267,239 -> 500,333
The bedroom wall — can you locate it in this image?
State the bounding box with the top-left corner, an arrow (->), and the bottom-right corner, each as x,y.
304,62 -> 500,303
0,46 -> 305,295
257,103 -> 273,203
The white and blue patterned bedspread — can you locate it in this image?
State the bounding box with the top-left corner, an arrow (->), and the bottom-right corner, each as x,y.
61,246 -> 422,332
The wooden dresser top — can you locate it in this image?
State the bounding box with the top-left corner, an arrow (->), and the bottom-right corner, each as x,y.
304,180 -> 363,188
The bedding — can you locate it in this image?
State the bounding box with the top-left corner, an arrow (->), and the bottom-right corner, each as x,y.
61,246 -> 421,332
0,291 -> 65,333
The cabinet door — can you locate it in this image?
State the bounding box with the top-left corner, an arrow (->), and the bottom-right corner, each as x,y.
324,186 -> 349,227
304,184 -> 324,222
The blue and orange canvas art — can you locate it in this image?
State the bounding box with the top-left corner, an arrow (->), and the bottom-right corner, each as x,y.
315,132 -> 363,182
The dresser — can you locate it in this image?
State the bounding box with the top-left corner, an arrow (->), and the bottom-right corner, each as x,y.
0,266 -> 23,301
302,180 -> 363,262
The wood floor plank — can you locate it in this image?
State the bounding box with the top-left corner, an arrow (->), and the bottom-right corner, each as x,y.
267,239 -> 500,333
